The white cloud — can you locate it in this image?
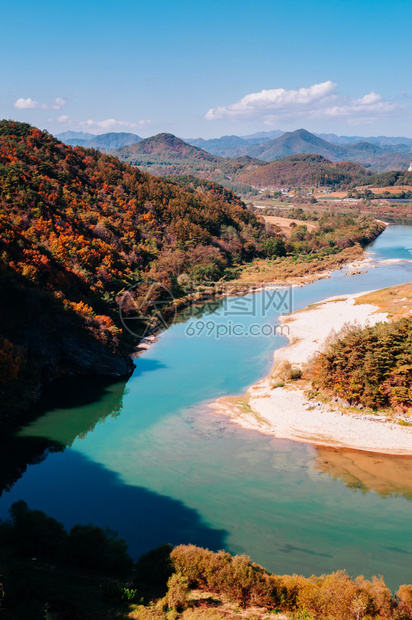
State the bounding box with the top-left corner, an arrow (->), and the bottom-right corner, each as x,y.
56,116 -> 152,131
205,82 -> 398,125
355,92 -> 382,105
81,118 -> 142,130
14,97 -> 66,110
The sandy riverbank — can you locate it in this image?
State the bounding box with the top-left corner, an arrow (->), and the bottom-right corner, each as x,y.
211,291 -> 412,455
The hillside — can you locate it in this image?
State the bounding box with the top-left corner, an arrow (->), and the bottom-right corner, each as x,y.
113,132 -> 266,187
357,168 -> 412,188
0,121 -> 272,418
237,153 -> 371,188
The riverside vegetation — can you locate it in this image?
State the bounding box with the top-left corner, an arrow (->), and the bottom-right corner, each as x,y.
307,284 -> 412,414
0,120 -> 384,418
2,501 -> 412,619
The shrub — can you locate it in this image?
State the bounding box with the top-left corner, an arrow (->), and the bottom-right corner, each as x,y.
170,546 -> 279,609
135,544 -> 173,592
397,584 -> 412,616
290,368 -> 302,380
66,524 -> 132,576
8,500 -> 67,559
165,573 -> 190,612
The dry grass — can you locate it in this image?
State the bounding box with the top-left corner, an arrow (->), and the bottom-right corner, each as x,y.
129,592 -> 288,620
186,591 -> 288,619
368,185 -> 412,194
314,190 -> 348,198
355,282 -> 412,320
234,245 -> 363,285
261,215 -> 318,237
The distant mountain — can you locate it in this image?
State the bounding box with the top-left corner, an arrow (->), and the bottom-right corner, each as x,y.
185,134 -> 275,157
238,153 -> 371,188
314,133 -> 364,146
316,133 -> 412,147
65,138 -> 90,147
245,129 -> 343,161
86,132 -> 142,150
59,132 -> 142,152
241,130 -> 285,141
242,129 -> 411,172
113,133 -> 265,185
339,141 -> 412,170
56,131 -> 95,141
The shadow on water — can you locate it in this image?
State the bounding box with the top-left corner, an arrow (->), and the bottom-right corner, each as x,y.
4,375 -> 128,423
132,358 -> 167,377
0,449 -> 228,560
0,437 -> 64,496
314,446 -> 412,500
0,375 -> 130,496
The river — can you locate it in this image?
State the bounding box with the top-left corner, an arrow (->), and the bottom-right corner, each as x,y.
1,225 -> 412,590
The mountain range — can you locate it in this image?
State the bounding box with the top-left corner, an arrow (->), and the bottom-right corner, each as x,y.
191,130 -> 412,150
112,133 -> 265,188
185,134 -> 276,157
184,129 -> 412,171
55,128 -> 412,178
243,129 -> 412,171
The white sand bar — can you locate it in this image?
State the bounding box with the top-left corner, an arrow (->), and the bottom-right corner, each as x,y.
219,292 -> 412,455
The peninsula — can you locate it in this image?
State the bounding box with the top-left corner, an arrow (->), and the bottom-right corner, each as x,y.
213,284 -> 412,454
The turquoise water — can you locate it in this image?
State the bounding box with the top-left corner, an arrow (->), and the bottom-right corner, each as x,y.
367,224 -> 412,260
1,225 -> 412,589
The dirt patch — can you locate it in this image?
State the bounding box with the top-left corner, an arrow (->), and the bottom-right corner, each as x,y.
262,215 -> 318,237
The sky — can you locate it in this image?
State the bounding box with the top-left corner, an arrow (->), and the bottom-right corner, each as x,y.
2,0 -> 412,139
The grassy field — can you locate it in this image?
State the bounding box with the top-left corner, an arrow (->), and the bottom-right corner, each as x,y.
234,245 -> 363,285
355,282 -> 412,320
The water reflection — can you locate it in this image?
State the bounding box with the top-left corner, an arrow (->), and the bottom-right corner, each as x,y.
314,446 -> 412,500
0,376 -> 128,496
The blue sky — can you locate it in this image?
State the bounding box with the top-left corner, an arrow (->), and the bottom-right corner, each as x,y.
2,0 -> 411,138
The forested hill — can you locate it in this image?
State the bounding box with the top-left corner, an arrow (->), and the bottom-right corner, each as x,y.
0,121 -> 273,417
238,153 -> 371,188
116,132 -> 216,161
